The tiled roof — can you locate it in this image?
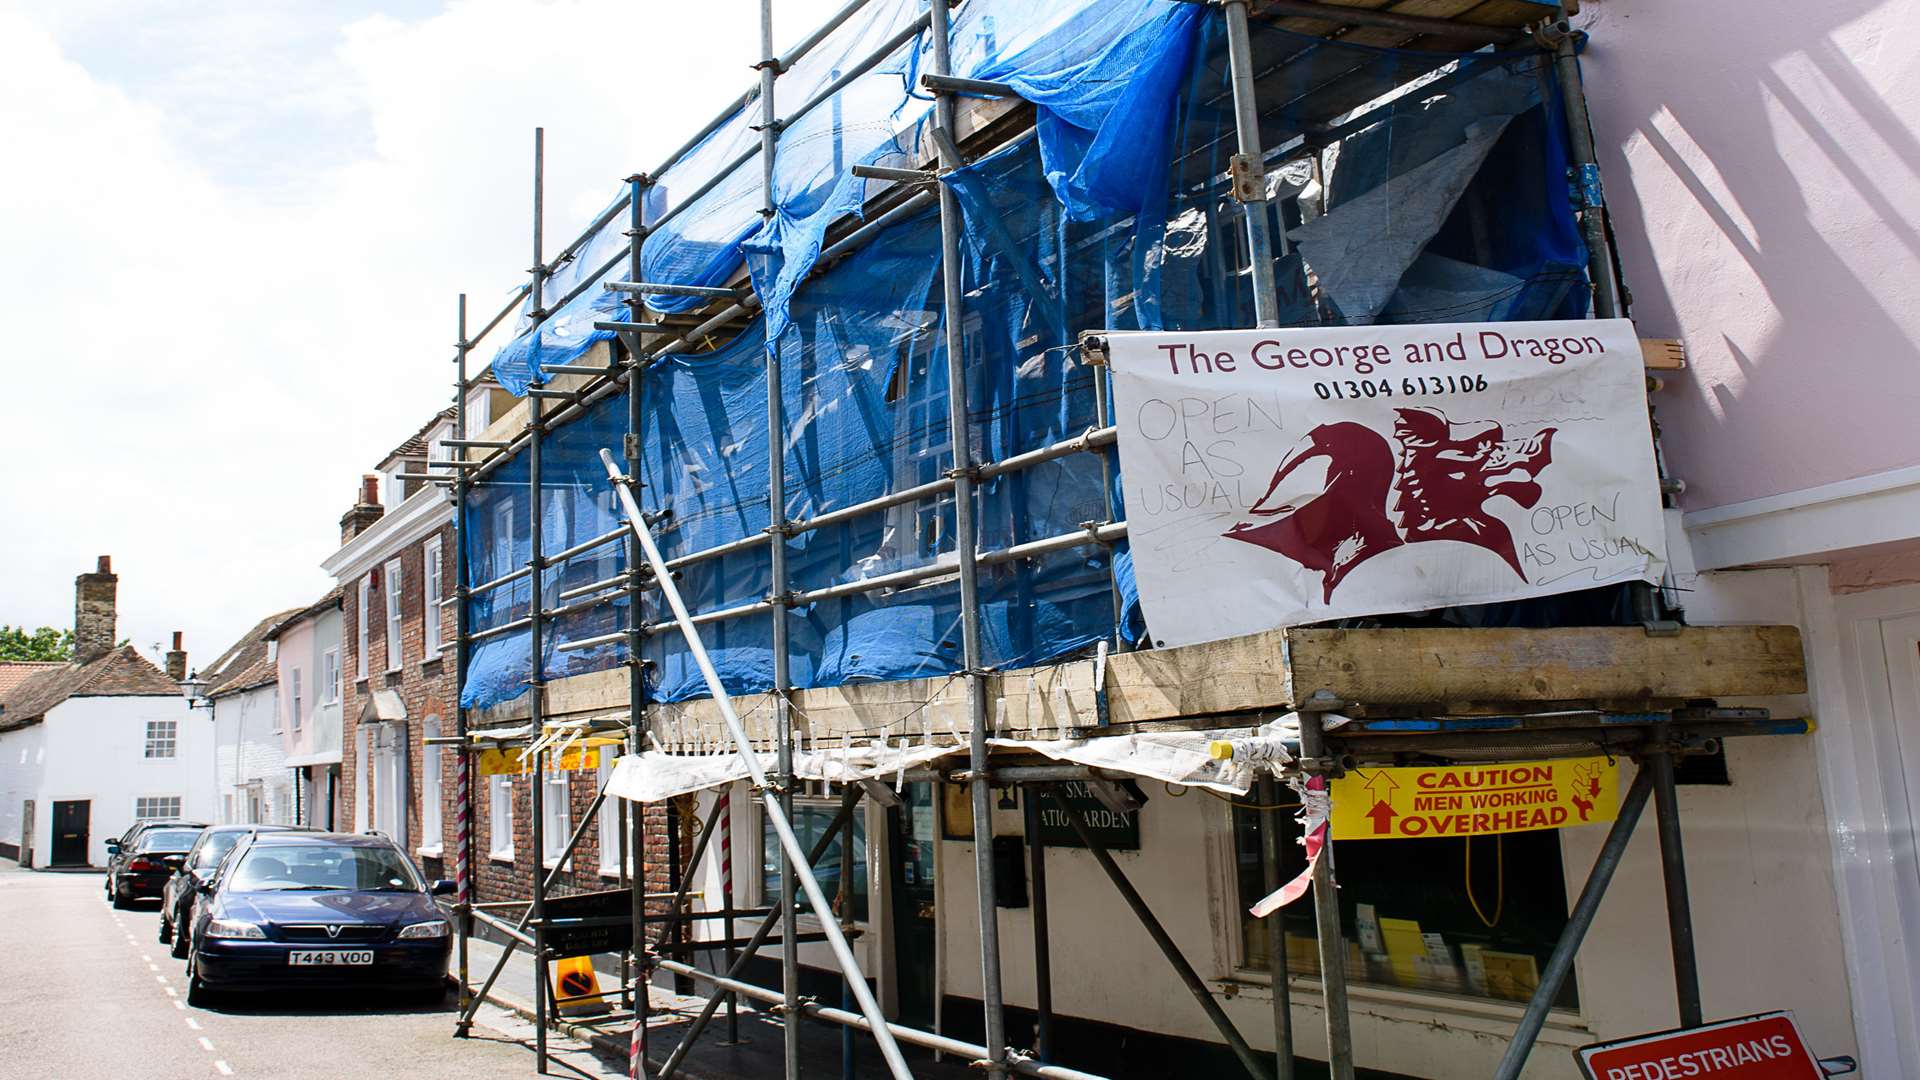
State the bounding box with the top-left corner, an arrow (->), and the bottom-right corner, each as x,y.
381,407 -> 457,467
264,587 -> 344,642
0,661 -> 63,697
202,608 -> 303,699
0,646 -> 182,732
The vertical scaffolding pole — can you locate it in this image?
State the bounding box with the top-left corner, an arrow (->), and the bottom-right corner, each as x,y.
926,0 -> 1011,1074
624,170 -> 652,1078
527,125 -> 552,1076
453,293 -> 477,1034
1551,23 -> 1622,320
752,1 -> 804,1075
1257,774 -> 1294,1080
1222,0 -> 1280,328
1021,794 -> 1053,1061
1295,707 -> 1353,1080
1649,752 -> 1703,1027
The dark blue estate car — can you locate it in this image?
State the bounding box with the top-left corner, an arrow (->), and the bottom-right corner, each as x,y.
184,831 -> 455,1005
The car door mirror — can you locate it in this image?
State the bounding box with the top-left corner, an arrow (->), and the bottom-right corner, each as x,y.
105,840 -> 121,855
430,879 -> 457,897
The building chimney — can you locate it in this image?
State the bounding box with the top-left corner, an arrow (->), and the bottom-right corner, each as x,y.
73,555 -> 117,664
164,631 -> 188,682
339,473 -> 387,544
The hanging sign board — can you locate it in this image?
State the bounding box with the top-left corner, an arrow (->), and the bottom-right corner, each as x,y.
1328,757 -> 1619,840
1574,1011 -> 1825,1079
477,745 -> 601,777
1104,319 -> 1665,648
542,887 -> 633,960
1034,782 -> 1142,850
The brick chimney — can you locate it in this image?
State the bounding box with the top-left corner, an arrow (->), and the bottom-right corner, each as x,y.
73,556 -> 117,664
164,631 -> 188,682
340,474 -> 386,544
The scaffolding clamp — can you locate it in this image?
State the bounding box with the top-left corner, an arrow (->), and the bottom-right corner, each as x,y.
1077,330 -> 1110,367
945,463 -> 982,482
1228,152 -> 1267,204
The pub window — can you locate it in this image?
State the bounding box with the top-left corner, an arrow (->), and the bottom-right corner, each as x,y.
762,798 -> 867,922
1231,795 -> 1576,1008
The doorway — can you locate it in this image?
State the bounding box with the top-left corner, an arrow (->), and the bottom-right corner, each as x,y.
50,800 -> 90,867
887,783 -> 938,1026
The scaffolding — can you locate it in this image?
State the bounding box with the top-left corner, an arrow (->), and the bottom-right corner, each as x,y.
409,2 -> 1818,1079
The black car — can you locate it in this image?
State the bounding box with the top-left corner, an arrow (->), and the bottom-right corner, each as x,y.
159,824 -> 311,958
184,831 -> 455,1005
105,823 -> 206,909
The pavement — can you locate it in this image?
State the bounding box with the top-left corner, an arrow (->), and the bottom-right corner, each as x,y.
0,860 -> 623,1080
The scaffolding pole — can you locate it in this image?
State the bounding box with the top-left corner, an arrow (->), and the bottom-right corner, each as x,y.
527,125 -> 553,1076
1222,0 -> 1281,328
599,448 -> 914,1079
1257,773 -> 1294,1080
453,292 -> 476,1035
623,168 -> 653,1079
926,1 -> 1010,1073
1296,701 -> 1354,1080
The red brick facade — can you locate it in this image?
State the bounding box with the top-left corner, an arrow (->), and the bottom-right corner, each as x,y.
339,514 -> 671,904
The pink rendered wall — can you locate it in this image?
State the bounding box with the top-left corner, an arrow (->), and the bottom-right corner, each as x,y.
277,618 -> 317,759
1578,0 -> 1920,510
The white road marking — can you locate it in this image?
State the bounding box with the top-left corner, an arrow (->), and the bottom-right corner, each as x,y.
198,1037 -> 214,1052
155,975 -> 169,984
185,1017 -> 201,1031
165,987 -> 178,997
214,1061 -> 234,1076
172,1000 -> 185,1010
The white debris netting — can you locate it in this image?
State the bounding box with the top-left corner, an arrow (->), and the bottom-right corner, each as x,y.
603,714 -> 1300,803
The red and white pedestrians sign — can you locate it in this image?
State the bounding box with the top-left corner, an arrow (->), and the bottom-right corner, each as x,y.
1574,1012 -> 1824,1080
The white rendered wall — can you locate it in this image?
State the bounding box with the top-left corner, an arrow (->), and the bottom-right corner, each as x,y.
0,724 -> 49,861
32,694 -> 207,866
210,684 -> 291,824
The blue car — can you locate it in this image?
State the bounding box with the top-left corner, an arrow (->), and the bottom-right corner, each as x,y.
184,831 -> 455,1006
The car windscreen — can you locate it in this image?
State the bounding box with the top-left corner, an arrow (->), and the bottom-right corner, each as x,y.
225,844 -> 422,892
137,829 -> 203,852
190,831 -> 242,870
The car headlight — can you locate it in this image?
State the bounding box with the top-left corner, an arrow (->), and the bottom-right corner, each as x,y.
205,918 -> 266,940
397,920 -> 451,940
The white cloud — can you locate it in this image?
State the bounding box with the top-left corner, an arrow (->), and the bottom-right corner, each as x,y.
0,0 -> 841,666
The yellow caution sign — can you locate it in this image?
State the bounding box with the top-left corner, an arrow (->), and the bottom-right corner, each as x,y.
477,745 -> 600,777
1329,757 -> 1619,840
553,955 -> 606,1016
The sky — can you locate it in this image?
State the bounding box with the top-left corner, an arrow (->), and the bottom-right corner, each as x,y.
0,0 -> 844,671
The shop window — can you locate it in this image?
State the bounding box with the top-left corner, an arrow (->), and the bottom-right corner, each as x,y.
762,800 -> 867,922
1232,796 -> 1575,1008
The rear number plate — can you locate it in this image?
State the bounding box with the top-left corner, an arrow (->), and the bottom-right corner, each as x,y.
288,950 -> 373,966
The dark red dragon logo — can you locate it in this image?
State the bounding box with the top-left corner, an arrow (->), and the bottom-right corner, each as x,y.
1224,407 -> 1556,601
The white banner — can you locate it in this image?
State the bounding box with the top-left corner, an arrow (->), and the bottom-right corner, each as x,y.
1107,319 -> 1665,648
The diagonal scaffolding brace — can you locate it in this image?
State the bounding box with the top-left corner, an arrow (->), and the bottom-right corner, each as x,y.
597,446 -> 915,1080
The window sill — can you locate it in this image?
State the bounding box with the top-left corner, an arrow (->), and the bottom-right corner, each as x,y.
489,852 -> 515,864
1219,971 -> 1591,1041
421,654 -> 444,669
598,867 -> 623,880
418,846 -> 444,860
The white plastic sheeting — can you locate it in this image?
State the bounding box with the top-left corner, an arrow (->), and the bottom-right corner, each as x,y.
602,714 -> 1300,803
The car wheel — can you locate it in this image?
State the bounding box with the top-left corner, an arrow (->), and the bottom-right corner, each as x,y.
185,948 -> 213,1007
110,878 -> 130,910
170,916 -> 191,959
157,909 -> 172,943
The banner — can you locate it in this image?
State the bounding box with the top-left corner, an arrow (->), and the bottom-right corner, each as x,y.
476,745 -> 601,777
1106,320 -> 1665,647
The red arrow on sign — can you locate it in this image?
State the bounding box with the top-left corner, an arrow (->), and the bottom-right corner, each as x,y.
1365,800 -> 1398,835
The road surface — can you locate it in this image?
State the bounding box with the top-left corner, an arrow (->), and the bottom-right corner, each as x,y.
0,862 -> 618,1080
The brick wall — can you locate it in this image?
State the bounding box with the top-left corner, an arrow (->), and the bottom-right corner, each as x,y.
341,518 -> 673,904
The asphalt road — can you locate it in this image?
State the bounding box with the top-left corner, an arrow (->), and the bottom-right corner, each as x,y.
0,862 -> 619,1080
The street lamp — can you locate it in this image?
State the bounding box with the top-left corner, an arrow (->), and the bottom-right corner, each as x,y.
182,671 -> 212,711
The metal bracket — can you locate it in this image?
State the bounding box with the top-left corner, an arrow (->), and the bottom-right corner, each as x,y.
623,432 -> 643,461
945,464 -> 981,482
1228,152 -> 1267,204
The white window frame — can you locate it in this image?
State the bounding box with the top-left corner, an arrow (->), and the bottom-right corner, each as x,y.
754,794 -> 871,928
134,795 -> 182,821
597,748 -> 623,877
322,649 -> 340,705
423,535 -> 444,660
384,558 -> 404,672
542,768 -> 571,870
420,718 -> 443,856
427,422 -> 453,478
466,386 -> 493,432
289,668 -> 303,731
143,719 -> 177,760
356,577 -> 371,680
490,775 -> 515,860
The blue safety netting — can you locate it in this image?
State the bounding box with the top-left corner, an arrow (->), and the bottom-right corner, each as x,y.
463,7 -> 1591,711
